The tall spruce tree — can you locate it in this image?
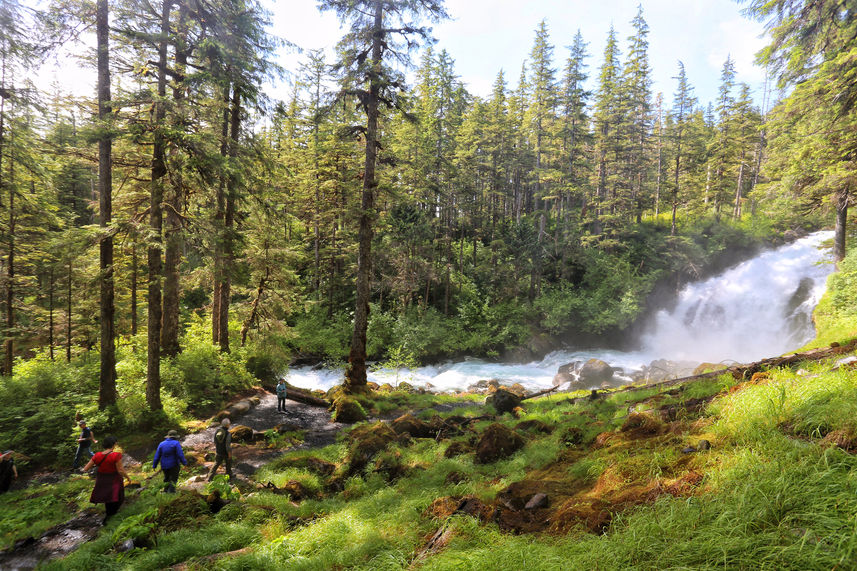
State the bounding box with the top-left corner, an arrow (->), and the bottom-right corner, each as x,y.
319,0 -> 449,390
743,0 -> 856,260
96,0 -> 116,407
669,61 -> 696,235
621,5 -> 653,223
591,26 -> 622,237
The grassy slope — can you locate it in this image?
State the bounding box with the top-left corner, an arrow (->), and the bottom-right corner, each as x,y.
6,250 -> 857,570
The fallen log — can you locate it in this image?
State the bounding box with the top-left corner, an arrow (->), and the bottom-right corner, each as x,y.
282,381 -> 329,408
610,337 -> 857,397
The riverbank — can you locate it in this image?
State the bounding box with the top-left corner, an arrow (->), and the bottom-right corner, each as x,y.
286,220 -> 812,370
285,230 -> 834,393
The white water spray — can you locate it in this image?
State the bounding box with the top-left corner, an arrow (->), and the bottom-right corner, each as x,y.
286,231 -> 834,392
639,231 -> 834,363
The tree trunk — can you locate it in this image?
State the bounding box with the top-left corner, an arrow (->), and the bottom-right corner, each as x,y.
49,267 -> 55,360
344,0 -> 383,391
833,190 -> 848,263
4,132 -> 14,376
0,55 -> 6,374
241,266 -> 268,346
130,242 -> 138,336
732,155 -> 745,220
66,260 -> 72,362
212,85 -> 230,346
219,87 -> 241,354
97,0 -> 116,408
146,0 -> 172,411
161,6 -> 188,358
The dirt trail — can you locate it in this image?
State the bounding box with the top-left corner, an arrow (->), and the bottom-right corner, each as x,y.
182,391 -> 344,476
0,391 -> 341,570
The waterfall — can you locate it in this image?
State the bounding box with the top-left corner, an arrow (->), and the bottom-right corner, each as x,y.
640,230 -> 834,363
286,231 -> 834,392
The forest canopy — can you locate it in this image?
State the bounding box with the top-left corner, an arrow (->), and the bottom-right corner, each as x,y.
0,0 -> 849,408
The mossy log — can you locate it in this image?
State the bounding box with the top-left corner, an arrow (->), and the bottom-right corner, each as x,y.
282,381 -> 329,408
610,337 -> 857,397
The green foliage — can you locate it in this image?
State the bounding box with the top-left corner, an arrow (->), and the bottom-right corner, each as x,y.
824,247 -> 857,320
0,352 -> 99,465
206,475 -> 242,501
0,476 -> 92,549
164,342 -> 254,413
289,308 -> 352,361
111,507 -> 159,545
371,344 -> 419,388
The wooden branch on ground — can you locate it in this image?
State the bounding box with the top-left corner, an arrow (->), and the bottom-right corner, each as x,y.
521,385 -> 561,401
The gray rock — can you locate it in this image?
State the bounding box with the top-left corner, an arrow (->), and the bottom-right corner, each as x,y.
833,356 -> 857,371
227,400 -> 252,416
579,359 -> 615,386
486,389 -> 521,415
525,493 -> 548,510
553,361 -> 581,387
117,539 -> 135,553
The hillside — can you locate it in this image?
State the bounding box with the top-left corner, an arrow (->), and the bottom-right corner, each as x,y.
0,246 -> 852,570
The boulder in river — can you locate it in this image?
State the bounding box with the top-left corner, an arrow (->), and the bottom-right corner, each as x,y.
630,359 -> 700,384
578,359 -> 615,386
553,361 -> 582,387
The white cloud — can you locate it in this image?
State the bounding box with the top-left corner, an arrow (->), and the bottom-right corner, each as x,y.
707,18 -> 768,86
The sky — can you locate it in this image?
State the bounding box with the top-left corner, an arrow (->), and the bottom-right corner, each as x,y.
269,0 -> 771,109
37,0 -> 771,111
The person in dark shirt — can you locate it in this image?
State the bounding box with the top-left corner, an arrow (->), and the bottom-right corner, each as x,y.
207,418 -> 233,481
152,430 -> 187,493
0,450 -> 17,493
72,420 -> 97,469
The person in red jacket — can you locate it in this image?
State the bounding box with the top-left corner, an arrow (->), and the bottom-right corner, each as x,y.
82,436 -> 130,525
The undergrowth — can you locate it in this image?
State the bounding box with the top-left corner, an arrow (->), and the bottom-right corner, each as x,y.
3,245 -> 857,570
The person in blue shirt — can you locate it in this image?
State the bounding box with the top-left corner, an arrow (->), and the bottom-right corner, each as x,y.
152,430 -> 187,493
276,379 -> 288,413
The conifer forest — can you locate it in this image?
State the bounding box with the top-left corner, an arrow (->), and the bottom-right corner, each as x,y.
0,1 -> 855,569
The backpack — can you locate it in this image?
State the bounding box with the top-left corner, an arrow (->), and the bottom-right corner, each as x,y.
214,427 -> 228,453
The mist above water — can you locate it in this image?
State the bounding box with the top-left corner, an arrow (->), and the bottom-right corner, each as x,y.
287,231 -> 834,393
640,230 -> 834,363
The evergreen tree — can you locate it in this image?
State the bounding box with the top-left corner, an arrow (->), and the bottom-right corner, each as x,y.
744,0 -> 856,260
621,5 -> 653,223
668,61 -> 696,235
96,0 -> 116,408
319,0 -> 449,390
591,26 -> 622,238
709,56 -> 736,220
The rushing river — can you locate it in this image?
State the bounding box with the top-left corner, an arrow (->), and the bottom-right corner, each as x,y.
287,231 -> 835,392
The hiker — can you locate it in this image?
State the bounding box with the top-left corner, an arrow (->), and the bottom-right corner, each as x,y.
207,418 -> 233,481
276,379 -> 288,413
0,450 -> 17,493
152,430 -> 187,493
81,436 -> 130,525
72,420 -> 97,469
